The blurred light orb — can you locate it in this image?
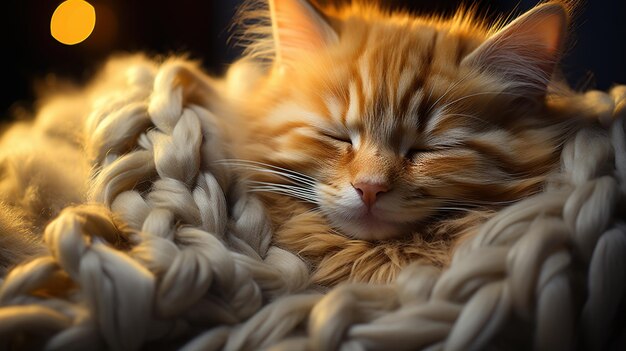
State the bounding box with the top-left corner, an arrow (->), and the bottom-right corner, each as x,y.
51,0 -> 96,45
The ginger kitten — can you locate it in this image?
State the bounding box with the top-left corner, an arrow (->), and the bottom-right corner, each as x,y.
226,0 -> 585,286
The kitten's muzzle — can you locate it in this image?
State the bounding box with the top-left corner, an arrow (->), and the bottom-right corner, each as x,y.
353,182 -> 389,209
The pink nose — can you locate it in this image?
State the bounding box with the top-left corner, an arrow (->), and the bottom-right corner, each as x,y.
353,182 -> 389,208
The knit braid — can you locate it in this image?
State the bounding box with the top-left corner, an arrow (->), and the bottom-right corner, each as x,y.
0,56 -> 623,351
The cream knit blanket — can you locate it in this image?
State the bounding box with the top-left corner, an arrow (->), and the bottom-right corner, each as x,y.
0,55 -> 624,350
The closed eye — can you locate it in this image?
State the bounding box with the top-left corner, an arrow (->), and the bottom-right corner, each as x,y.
321,132 -> 352,145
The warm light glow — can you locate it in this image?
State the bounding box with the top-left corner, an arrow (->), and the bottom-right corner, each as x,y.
50,0 -> 96,45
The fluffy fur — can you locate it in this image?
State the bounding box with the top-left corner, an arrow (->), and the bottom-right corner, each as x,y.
0,55 -> 155,274
0,97 -> 88,274
0,2 -> 621,349
226,0 -> 587,286
0,1 -> 589,287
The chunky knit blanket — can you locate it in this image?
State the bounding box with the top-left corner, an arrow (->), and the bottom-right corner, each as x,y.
0,55 -> 624,351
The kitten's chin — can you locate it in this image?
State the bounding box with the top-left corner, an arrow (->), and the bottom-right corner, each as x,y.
331,216 -> 411,241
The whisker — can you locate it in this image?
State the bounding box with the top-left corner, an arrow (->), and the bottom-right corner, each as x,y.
226,159 -> 317,180
214,158 -> 324,205
248,187 -> 318,203
248,183 -> 314,193
215,159 -> 317,186
215,159 -> 317,180
248,182 -> 317,198
246,168 -> 315,186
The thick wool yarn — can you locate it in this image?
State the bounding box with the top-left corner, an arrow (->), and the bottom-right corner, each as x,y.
0,55 -> 624,350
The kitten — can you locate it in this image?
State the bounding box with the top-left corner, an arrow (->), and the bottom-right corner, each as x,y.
225,0 -> 586,286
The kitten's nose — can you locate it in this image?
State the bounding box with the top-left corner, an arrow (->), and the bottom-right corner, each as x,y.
353,182 -> 389,208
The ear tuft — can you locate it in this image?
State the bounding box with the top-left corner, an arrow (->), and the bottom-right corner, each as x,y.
462,3 -> 569,96
269,0 -> 338,67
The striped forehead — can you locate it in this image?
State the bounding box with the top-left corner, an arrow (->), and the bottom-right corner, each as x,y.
320,31 -> 439,143
281,22 -> 481,151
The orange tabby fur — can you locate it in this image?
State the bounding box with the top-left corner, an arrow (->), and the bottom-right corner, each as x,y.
226,0 -> 586,286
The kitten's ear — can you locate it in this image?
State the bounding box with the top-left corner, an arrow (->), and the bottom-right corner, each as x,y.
269,0 -> 338,66
462,3 -> 568,96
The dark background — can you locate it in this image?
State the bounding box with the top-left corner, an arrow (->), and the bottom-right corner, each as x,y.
3,0 -> 625,119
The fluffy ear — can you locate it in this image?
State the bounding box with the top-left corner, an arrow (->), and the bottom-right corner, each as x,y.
462,3 -> 568,96
269,0 -> 338,66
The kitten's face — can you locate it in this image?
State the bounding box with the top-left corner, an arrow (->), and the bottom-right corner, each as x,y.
241,2 -> 568,241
